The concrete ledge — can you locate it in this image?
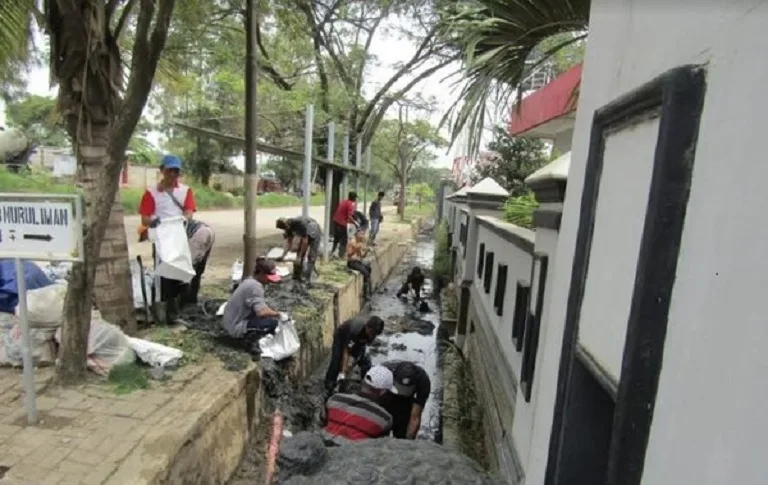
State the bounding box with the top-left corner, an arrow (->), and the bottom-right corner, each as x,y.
107,224 -> 418,485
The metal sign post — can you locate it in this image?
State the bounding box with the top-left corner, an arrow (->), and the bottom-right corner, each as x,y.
0,193 -> 84,425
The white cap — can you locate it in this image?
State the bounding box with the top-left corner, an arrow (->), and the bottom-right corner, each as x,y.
364,365 -> 397,393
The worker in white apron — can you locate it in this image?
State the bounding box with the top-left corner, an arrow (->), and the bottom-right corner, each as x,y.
138,155 -> 197,322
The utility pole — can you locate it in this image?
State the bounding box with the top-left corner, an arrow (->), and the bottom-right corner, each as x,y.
302,104 -> 314,218
243,0 -> 259,277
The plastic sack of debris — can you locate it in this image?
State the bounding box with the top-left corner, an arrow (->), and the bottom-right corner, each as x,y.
266,247 -> 298,262
17,281 -> 67,328
55,319 -> 135,376
152,216 -> 195,283
0,314 -> 57,367
127,337 -> 183,368
41,262 -> 72,283
259,318 -> 300,361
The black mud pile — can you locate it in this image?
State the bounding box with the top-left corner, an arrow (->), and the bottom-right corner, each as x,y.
276,434 -> 503,485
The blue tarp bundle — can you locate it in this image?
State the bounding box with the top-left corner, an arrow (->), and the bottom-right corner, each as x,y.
0,259 -> 53,314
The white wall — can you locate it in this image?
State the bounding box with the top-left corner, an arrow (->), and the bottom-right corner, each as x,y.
475,218 -> 534,378
524,1 -> 768,484
577,118 -> 658,380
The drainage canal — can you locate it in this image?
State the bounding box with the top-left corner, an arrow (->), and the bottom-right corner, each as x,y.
229,230 -> 501,484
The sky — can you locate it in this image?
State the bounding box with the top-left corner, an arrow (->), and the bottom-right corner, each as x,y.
0,14 -> 508,171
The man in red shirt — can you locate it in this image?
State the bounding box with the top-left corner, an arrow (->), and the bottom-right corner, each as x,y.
331,191 -> 358,257
322,365 -> 394,445
138,155 -> 197,322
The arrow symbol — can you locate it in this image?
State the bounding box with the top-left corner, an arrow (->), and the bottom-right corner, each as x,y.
24,234 -> 53,242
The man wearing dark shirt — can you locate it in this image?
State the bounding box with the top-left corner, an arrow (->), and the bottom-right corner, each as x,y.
397,266 -> 425,302
331,192 -> 358,257
381,360 -> 431,439
368,191 -> 384,245
275,216 -> 321,281
324,315 -> 385,396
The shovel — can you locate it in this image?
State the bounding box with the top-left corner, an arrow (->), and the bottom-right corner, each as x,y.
136,255 -> 151,323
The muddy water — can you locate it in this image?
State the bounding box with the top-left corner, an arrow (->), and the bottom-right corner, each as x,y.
363,236 -> 443,441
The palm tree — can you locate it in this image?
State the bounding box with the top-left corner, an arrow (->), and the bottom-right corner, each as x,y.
439,0 -> 590,155
0,0 -> 177,384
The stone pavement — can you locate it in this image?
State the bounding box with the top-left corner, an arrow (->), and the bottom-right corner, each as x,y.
0,362 -> 228,485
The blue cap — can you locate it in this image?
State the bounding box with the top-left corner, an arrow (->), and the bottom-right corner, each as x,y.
161,154 -> 182,170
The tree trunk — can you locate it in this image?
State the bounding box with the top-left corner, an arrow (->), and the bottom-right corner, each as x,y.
93,192 -> 137,334
398,176 -> 406,221
58,125 -> 116,385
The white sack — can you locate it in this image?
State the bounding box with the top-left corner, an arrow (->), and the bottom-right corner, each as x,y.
130,259 -> 153,309
0,319 -> 56,367
259,318 -> 300,362
56,319 -> 135,376
266,247 -> 298,262
152,216 -> 195,283
127,337 -> 183,368
18,281 -> 67,328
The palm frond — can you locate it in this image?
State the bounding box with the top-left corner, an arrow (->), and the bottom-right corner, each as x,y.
438,0 -> 590,155
0,0 -> 35,67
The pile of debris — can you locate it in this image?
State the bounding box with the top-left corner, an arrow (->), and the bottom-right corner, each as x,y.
276,433 -> 503,484
0,259 -> 183,376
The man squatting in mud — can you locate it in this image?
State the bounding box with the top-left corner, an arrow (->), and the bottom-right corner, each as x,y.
381,360 -> 431,439
397,266 -> 425,302
221,258 -> 288,354
324,315 -> 385,397
275,216 -> 321,282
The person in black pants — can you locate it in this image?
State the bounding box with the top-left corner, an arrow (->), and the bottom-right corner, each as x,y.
346,229 -> 372,299
331,192 -> 358,257
180,220 -> 215,306
380,360 -> 431,439
324,315 -> 385,398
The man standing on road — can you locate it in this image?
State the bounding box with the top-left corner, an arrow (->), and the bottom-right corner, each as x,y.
368,191 -> 385,245
138,154 -> 197,321
322,365 -> 395,446
324,315 -> 385,397
222,258 -> 287,354
331,191 -> 358,257
381,360 -> 431,439
275,216 -> 321,282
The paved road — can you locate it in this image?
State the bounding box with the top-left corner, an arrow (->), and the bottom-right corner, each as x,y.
124,204 -> 395,279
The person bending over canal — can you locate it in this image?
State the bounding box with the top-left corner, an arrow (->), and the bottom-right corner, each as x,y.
396,266 -> 425,302
221,258 -> 287,354
347,229 -> 372,299
322,365 -> 395,446
275,216 -> 321,282
381,360 -> 431,439
324,315 -> 385,397
331,191 -> 358,257
179,219 -> 215,306
138,154 -> 197,321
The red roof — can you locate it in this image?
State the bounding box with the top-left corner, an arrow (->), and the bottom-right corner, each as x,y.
508,63 -> 582,136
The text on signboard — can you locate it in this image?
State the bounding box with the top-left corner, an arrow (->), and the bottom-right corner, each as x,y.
0,206 -> 69,227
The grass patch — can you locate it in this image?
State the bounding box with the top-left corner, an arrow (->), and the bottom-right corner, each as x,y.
401,202 -> 435,223
433,220 -> 451,286
108,362 -> 150,395
145,327 -> 208,367
0,167 -> 78,194
316,259 -> 353,284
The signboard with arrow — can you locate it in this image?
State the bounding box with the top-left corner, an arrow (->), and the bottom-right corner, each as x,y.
0,193 -> 84,262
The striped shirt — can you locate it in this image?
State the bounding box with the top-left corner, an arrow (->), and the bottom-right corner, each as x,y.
323,392 -> 393,445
